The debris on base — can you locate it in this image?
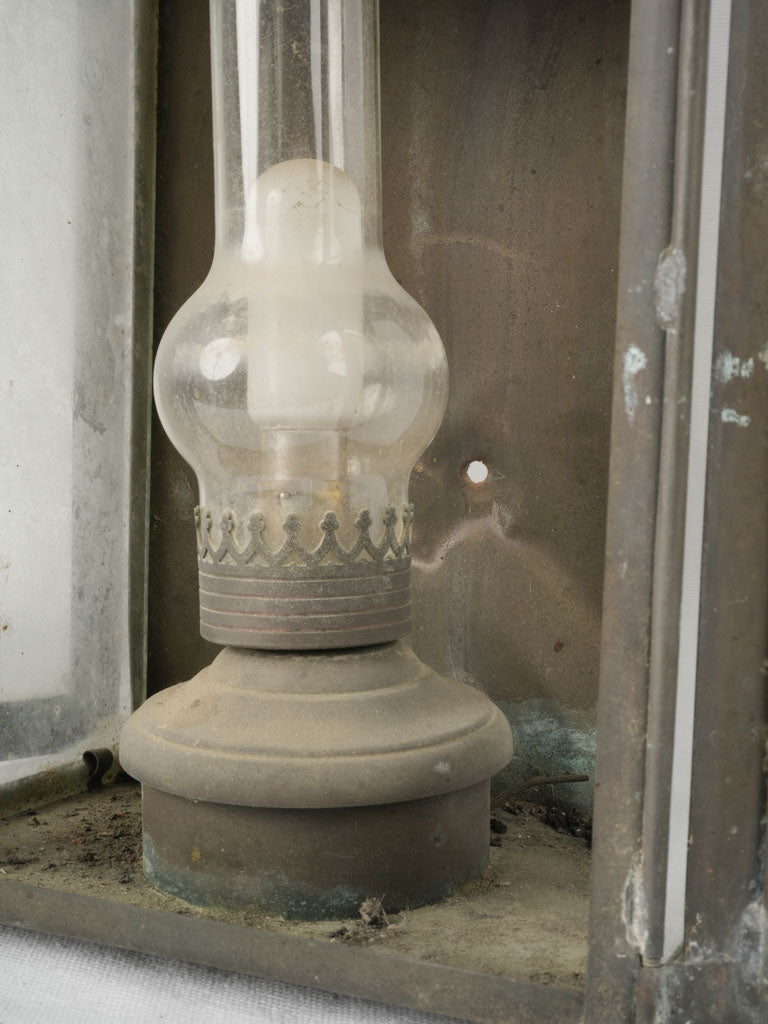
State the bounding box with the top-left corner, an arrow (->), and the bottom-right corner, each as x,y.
329,896 -> 401,944
359,896 -> 389,928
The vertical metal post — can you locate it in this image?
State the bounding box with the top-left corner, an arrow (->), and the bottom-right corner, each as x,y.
589,0 -> 767,1019
585,2 -> 681,1018
679,0 -> 768,1013
655,0 -> 731,964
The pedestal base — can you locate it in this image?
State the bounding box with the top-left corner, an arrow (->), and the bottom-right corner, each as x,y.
142,783 -> 490,920
120,642 -> 513,919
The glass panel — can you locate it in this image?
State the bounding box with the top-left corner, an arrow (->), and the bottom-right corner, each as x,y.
0,1 -> 152,789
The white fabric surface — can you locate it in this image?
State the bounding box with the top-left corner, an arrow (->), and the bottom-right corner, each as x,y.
0,924 -> 459,1024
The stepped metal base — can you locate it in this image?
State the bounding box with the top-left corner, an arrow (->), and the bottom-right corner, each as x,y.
142,783 -> 490,920
120,642 -> 513,919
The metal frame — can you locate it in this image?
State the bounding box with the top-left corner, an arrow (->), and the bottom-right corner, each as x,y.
1,882 -> 582,1024
587,1 -> 767,1022
128,0 -> 159,714
2,2 -> 766,1021
585,3 -> 684,1012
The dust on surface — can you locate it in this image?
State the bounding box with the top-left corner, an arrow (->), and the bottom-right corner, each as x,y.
0,782 -> 589,991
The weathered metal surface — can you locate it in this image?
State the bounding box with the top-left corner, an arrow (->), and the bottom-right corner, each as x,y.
641,0 -> 709,966
0,882 -> 584,1024
584,0 -> 681,1019
388,0 -> 628,764
82,749 -> 114,791
141,783 -> 491,920
121,640 -> 513,915
676,0 -> 768,1017
636,957 -> 766,1024
589,1 -> 768,1020
121,642 -> 513,808
196,505 -> 413,649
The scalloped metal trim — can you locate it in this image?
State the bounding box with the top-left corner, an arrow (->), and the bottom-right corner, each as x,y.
195,504 -> 414,569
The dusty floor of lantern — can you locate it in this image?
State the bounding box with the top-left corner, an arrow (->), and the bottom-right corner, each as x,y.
0,781 -> 590,990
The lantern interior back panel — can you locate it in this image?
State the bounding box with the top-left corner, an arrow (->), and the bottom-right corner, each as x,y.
0,0 -> 629,1019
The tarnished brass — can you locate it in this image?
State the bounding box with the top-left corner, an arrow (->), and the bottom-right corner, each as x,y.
196,505 -> 414,649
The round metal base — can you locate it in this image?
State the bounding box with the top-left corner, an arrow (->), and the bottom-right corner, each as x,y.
141,782 -> 490,920
121,642 -> 514,919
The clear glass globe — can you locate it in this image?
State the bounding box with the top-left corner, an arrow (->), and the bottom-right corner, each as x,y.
155,157 -> 447,548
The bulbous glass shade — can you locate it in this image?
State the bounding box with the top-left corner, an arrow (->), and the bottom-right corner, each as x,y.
154,0 -> 448,649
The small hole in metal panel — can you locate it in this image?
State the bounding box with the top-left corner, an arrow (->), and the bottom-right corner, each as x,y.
464,460 -> 490,485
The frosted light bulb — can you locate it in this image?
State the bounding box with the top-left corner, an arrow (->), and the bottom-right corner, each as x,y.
243,159 -> 365,431
152,0 -> 448,649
